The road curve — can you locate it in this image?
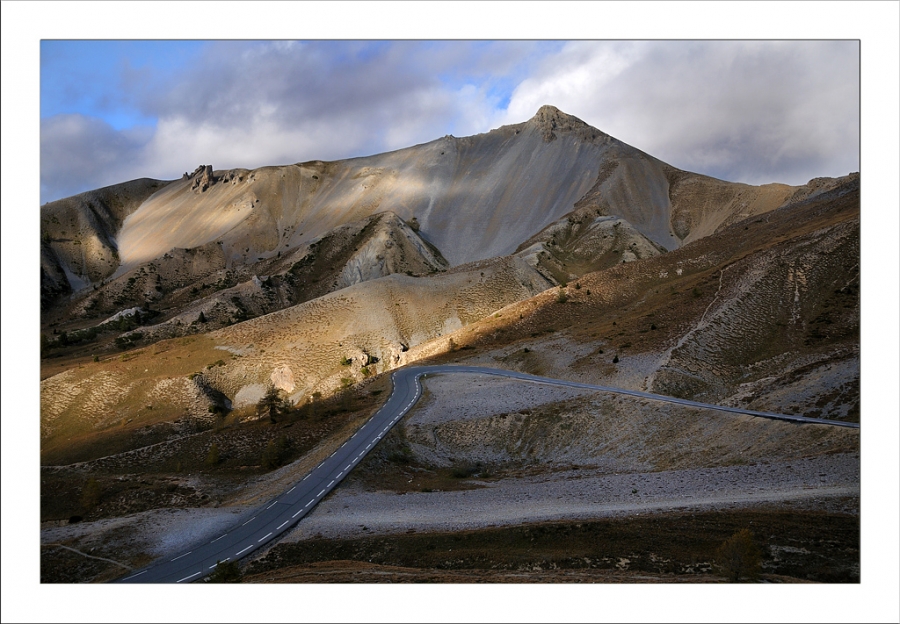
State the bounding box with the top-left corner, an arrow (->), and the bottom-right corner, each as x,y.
116,364 -> 857,583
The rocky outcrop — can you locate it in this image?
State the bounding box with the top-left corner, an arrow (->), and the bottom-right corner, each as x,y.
188,165 -> 215,193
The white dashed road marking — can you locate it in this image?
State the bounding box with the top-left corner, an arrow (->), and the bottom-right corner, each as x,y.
176,571 -> 201,583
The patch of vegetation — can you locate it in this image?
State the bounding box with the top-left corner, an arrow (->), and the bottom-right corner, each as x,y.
244,508 -> 859,583
715,529 -> 762,582
205,443 -> 220,466
80,477 -> 101,511
257,387 -> 291,423
261,435 -> 292,470
205,560 -> 242,583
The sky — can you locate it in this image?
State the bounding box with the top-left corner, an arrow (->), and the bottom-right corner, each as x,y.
39,39 -> 861,204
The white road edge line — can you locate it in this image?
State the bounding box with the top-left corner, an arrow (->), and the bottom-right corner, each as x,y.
288,486 -> 296,493
209,558 -> 231,569
318,489 -> 326,497
123,570 -> 147,580
292,510 -> 303,518
211,534 -> 228,543
236,545 -> 253,556
277,521 -> 290,530
170,551 -> 192,562
267,501 -> 278,509
258,532 -> 273,542
305,500 -> 313,507
242,516 -> 256,526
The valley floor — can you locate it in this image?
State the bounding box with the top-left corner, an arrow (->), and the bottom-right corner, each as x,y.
39,463 -> 859,583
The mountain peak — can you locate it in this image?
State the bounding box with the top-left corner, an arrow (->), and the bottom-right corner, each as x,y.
527,105 -> 597,142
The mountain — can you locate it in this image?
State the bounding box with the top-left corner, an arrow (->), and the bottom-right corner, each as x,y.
41,106 -> 823,326
38,106 -> 859,584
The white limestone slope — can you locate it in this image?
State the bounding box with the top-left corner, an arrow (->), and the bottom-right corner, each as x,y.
112,107 -> 686,275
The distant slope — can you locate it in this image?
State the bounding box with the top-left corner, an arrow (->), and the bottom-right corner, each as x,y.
40,178 -> 172,308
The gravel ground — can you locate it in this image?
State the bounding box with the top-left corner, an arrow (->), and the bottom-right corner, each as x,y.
281,452 -> 859,542
41,505 -> 251,561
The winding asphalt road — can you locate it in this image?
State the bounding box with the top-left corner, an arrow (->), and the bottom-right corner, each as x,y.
116,364 -> 858,583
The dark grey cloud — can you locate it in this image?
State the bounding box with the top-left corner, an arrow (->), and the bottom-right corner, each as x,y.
40,114 -> 153,203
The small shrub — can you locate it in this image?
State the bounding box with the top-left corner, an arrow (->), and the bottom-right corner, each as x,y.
715,529 -> 762,582
612,355 -> 619,364
261,435 -> 291,470
450,463 -> 481,479
387,448 -> 412,464
340,356 -> 352,366
205,443 -> 220,466
257,387 -> 290,423
556,289 -> 568,304
205,560 -> 242,583
80,478 -> 101,511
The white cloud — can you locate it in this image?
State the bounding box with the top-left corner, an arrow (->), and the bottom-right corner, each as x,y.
502,41 -> 860,185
